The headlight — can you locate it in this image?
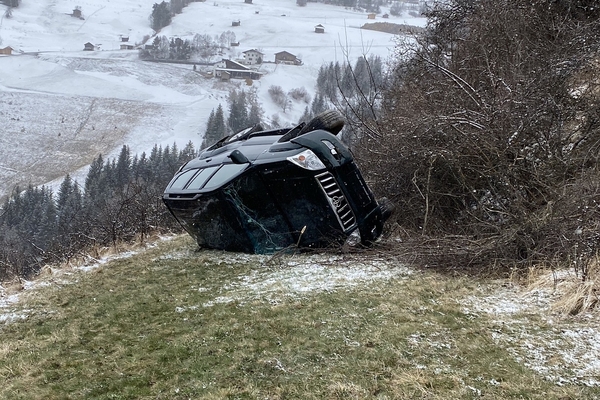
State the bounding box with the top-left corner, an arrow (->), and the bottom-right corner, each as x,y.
287,149 -> 326,171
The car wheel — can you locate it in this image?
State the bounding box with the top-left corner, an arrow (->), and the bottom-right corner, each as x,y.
299,109 -> 345,135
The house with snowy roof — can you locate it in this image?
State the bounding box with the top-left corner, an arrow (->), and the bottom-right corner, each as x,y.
214,59 -> 262,80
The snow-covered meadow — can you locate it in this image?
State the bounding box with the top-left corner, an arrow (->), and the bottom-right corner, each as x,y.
0,0 -> 425,197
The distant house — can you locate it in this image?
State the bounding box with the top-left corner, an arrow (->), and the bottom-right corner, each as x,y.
274,51 -> 302,65
244,0 -> 253,3
367,13 -> 376,19
232,20 -> 241,26
231,41 -> 240,47
214,59 -> 262,80
120,43 -> 135,50
120,36 -> 129,42
0,46 -> 14,55
242,49 -> 263,65
314,24 -> 325,33
382,13 -> 389,18
83,42 -> 95,51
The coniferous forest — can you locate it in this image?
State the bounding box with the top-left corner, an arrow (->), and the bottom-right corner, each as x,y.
0,142 -> 197,280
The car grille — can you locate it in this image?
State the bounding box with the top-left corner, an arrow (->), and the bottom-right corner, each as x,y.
315,172 -> 357,231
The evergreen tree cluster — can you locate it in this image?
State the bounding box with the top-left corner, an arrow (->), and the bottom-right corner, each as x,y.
202,104 -> 227,149
1,0 -> 19,8
0,142 -> 197,280
150,1 -> 173,32
304,0 -> 385,12
315,56 -> 383,105
149,0 -> 196,32
140,31 -> 236,62
300,55 -> 383,136
201,89 -> 265,149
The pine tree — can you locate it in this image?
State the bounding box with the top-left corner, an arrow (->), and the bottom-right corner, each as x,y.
56,174 -> 82,249
340,62 -> 355,98
246,89 -> 264,127
202,109 -> 216,148
299,106 -> 312,124
84,154 -> 105,201
247,102 -> 263,127
354,56 -> 371,94
180,141 -> 196,162
115,145 -> 131,189
311,93 -> 326,116
367,54 -> 384,89
150,1 -> 172,31
228,91 -> 249,133
214,104 -> 227,139
202,105 -> 228,148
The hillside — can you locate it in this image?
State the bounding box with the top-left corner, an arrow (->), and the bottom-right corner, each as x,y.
0,0 -> 425,198
1,235 -> 600,397
2,2 -> 600,395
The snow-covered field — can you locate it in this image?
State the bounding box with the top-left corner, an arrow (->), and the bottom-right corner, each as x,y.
0,0 -> 425,197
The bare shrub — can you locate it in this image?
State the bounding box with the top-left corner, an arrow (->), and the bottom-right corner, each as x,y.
288,87 -> 311,103
357,0 -> 600,270
268,85 -> 291,112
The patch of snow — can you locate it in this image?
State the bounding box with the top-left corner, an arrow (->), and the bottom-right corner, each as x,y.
201,255 -> 411,307
463,273 -> 600,387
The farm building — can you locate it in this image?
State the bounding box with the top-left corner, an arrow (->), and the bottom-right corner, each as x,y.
0,46 -> 14,55
214,59 -> 262,80
274,51 -> 302,65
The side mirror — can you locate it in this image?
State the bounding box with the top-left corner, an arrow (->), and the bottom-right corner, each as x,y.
229,149 -> 250,164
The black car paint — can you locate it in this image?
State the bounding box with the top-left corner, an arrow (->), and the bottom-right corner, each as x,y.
163,128 -> 385,253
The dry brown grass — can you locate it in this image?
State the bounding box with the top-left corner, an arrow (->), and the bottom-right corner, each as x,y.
520,257 -> 600,316
553,259 -> 600,315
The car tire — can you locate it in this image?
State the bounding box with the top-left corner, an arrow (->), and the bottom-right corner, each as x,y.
299,109 -> 345,136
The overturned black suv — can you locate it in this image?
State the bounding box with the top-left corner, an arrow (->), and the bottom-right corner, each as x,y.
163,110 -> 393,253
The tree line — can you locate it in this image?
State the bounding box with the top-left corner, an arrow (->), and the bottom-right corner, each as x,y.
298,0 -> 386,13
202,89 -> 264,148
297,55 -> 384,146
139,31 -> 236,62
0,142 -> 197,280
150,1 -> 190,32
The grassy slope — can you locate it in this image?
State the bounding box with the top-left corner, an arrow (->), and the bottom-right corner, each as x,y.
0,236 -> 597,399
